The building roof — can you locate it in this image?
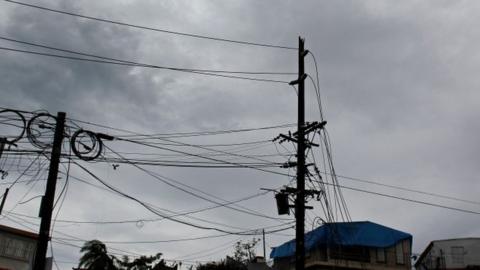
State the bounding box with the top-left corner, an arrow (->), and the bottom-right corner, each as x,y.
414,237 -> 480,267
429,237 -> 480,243
270,221 -> 412,259
0,223 -> 38,240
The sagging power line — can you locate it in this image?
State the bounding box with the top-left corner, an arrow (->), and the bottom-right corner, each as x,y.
3,0 -> 297,50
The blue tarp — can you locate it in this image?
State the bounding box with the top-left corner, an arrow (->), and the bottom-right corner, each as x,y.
270,221 -> 412,259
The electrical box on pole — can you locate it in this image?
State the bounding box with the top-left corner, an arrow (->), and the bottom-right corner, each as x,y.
275,192 -> 290,215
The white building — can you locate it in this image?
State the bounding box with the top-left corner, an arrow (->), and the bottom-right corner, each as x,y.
0,224 -> 38,270
415,238 -> 480,270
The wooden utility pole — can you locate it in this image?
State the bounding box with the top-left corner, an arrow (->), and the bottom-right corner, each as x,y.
295,37 -> 307,270
0,138 -> 7,215
263,228 -> 266,259
33,112 -> 66,270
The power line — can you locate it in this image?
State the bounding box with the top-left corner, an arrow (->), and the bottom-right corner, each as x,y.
73,160 -> 292,234
324,172 -> 480,206
104,150 -> 289,159
5,135 -> 476,209
116,138 -> 291,177
319,181 -> 480,215
17,108 -> 468,204
104,139 -> 284,169
3,0 -> 297,50
67,116 -> 294,137
3,214 -> 144,258
8,190 -> 277,226
174,236 -> 243,261
55,233 -> 235,245
61,168 -> 282,230
0,151 -> 44,193
115,128 -> 294,139
0,46 -> 290,84
0,36 -> 296,76
9,211 -> 292,244
103,145 -> 292,221
128,136 -> 281,166
1,147 -> 287,168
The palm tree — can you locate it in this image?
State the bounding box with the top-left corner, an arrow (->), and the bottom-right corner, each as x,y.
79,240 -> 118,270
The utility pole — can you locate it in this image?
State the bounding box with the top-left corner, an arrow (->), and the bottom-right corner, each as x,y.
273,37 -> 322,269
262,228 -> 266,259
295,37 -> 306,270
33,112 -> 66,270
0,138 -> 6,215
0,188 -> 9,215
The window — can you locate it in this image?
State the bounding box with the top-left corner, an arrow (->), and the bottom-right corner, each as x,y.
451,246 -> 464,264
4,239 -> 15,257
330,246 -> 370,262
0,237 -> 32,261
395,242 -> 404,264
376,248 -> 386,263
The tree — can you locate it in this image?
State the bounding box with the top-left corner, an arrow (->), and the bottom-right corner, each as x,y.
233,238 -> 261,264
79,240 -> 117,270
78,240 -> 174,270
196,257 -> 245,270
117,253 -> 167,270
196,238 -> 261,270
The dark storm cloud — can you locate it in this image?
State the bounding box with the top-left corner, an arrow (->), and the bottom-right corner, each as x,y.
1,1 -> 182,127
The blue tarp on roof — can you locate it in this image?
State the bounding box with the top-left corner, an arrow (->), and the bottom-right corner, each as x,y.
270,221 -> 412,259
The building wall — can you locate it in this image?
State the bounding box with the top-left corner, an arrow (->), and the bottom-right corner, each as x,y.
273,239 -> 411,270
416,238 -> 480,269
0,230 -> 37,270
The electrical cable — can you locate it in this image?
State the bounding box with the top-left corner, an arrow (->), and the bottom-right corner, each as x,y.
175,236 -> 244,261
321,171 -> 480,206
4,213 -> 142,258
133,136 -> 283,168
9,191 -> 273,226
58,171 -> 287,225
73,160 -> 293,235
103,145 -> 292,221
0,46 -> 290,83
317,180 -> 480,215
69,118 -> 295,138
51,220 -> 293,244
0,151 -> 44,194
2,0 -> 297,50
0,36 -> 296,75
116,138 -> 291,177
307,52 -> 325,121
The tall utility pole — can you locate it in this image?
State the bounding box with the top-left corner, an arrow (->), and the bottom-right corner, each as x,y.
295,37 -> 307,270
262,229 -> 266,259
33,112 -> 66,270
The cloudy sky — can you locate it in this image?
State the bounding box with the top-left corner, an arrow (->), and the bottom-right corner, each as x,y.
1,0 -> 480,268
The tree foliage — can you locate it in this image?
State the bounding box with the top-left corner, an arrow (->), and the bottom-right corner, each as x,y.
79,240 -> 117,270
116,253 -> 166,270
196,257 -> 246,270
196,238 -> 261,270
78,240 -> 175,270
233,238 -> 261,264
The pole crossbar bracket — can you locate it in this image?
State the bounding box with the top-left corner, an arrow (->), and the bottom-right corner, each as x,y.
289,74 -> 307,85
293,121 -> 327,137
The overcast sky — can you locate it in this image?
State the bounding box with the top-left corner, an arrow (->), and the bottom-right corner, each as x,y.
1,0 -> 480,269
